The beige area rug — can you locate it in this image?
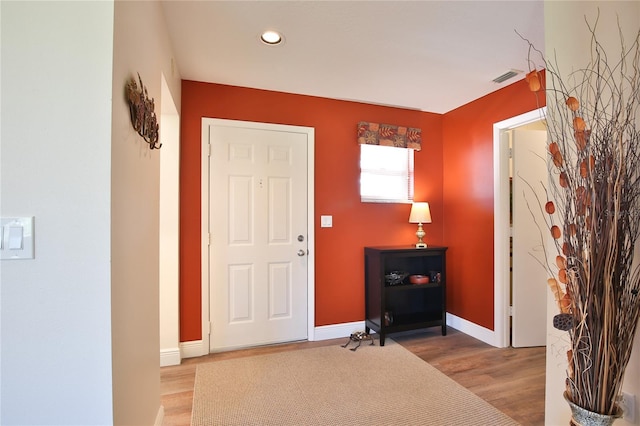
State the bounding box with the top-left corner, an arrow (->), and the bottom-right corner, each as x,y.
191,339 -> 519,426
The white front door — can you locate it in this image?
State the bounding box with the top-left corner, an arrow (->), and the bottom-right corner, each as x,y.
207,120 -> 311,352
511,128 -> 548,347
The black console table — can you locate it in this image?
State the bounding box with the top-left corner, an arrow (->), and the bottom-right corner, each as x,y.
364,246 -> 448,345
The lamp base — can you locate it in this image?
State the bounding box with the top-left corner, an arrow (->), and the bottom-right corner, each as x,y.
415,222 -> 427,249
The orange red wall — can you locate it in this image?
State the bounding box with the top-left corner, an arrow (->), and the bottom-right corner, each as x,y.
179,79 -> 543,341
179,81 -> 443,341
442,78 -> 545,329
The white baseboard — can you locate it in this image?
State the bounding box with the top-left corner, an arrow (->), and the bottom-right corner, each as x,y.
312,321 -> 366,341
180,339 -> 206,359
312,315 -> 500,348
160,347 -> 181,367
178,324 -> 364,359
155,405 -> 164,426
446,313 -> 500,347
178,315 -> 499,360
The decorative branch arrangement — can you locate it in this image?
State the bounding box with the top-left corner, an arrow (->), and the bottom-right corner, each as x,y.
125,73 -> 161,149
525,15 -> 640,422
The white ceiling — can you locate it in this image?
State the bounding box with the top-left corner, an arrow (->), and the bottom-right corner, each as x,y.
161,1 -> 545,114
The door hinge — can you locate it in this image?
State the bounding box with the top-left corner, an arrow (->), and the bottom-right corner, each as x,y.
208,232 -> 212,246
509,147 -> 513,158
509,305 -> 514,316
208,143 -> 212,157
208,322 -> 212,335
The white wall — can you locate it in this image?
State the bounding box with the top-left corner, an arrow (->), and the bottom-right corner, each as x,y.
1,2 -> 115,424
1,0 -> 181,424
543,2 -> 640,425
111,0 -> 181,424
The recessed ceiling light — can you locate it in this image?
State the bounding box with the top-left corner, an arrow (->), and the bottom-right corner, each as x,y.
260,30 -> 283,46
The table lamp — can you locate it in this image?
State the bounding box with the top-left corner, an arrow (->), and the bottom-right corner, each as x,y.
409,202 -> 431,248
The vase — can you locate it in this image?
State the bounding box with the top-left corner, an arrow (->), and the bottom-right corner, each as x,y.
564,392 -> 622,426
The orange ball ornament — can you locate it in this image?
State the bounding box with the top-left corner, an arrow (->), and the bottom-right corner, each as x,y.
558,268 -> 568,284
526,70 -> 541,91
545,201 -> 556,214
580,160 -> 588,177
575,131 -> 587,150
552,151 -> 564,167
566,97 -> 579,111
559,172 -> 569,188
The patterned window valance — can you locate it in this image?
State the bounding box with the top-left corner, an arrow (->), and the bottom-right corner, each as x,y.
357,121 -> 422,151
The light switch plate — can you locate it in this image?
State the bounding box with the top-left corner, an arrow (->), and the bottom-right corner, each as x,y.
1,217 -> 35,260
320,215 -> 333,228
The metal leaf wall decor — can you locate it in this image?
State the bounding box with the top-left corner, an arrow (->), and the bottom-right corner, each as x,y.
125,73 -> 161,149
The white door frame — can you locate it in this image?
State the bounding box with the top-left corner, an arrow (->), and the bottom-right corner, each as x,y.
492,107 -> 546,348
200,118 -> 315,354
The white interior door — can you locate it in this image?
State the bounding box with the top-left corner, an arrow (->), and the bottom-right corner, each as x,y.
511,128 -> 547,347
208,121 -> 309,352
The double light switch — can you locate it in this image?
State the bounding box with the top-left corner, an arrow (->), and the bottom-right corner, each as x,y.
1,217 -> 35,260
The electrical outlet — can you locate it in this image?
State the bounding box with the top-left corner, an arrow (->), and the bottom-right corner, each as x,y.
621,392 -> 636,424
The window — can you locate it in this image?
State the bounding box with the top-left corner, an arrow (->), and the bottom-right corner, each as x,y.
360,144 -> 414,203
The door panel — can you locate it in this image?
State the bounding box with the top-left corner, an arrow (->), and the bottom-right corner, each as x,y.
209,122 -> 308,351
269,177 -> 291,242
229,264 -> 252,322
269,262 -> 291,318
229,176 -> 253,244
511,128 -> 547,347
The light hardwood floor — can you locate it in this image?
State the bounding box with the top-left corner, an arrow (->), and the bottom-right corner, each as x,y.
160,327 -> 545,425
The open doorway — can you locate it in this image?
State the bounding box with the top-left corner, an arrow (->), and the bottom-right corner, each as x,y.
159,73 -> 181,366
493,108 -> 547,348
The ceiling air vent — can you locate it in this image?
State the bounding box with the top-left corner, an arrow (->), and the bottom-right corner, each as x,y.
492,70 -> 522,84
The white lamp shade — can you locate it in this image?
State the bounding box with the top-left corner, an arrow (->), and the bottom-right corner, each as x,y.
409,202 -> 432,224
